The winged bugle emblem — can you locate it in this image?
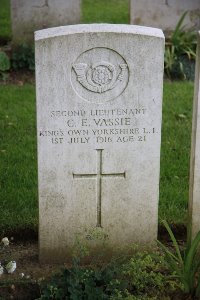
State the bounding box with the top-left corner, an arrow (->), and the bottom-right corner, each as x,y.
72,61 -> 127,94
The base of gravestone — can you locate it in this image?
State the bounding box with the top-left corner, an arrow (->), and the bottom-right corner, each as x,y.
39,226 -> 157,264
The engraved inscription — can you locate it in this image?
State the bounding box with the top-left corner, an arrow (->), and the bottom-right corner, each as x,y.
39,107 -> 158,145
73,149 -> 126,227
71,48 -> 129,103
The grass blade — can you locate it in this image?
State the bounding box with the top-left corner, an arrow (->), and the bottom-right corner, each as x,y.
157,240 -> 182,276
161,220 -> 183,265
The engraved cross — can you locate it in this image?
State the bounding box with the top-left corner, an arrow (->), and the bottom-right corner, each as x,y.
73,149 -> 126,227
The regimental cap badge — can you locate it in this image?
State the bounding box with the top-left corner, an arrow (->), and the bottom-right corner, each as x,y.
73,61 -> 128,94
71,47 -> 129,104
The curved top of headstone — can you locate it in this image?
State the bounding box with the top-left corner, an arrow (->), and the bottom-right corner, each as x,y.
34,24 -> 164,41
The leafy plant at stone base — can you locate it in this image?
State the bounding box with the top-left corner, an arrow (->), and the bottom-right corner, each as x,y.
120,250 -> 178,300
37,257 -> 126,300
11,43 -> 35,71
158,219 -> 200,299
164,11 -> 196,80
0,50 -> 10,80
38,249 -> 176,300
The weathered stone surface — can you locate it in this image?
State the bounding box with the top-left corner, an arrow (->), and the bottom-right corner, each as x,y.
11,0 -> 81,45
189,31 -> 200,241
35,24 -> 165,263
130,0 -> 200,33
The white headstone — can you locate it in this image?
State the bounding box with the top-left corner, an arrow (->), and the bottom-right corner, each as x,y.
35,24 -> 164,263
189,31 -> 200,240
11,0 -> 81,45
130,0 -> 200,34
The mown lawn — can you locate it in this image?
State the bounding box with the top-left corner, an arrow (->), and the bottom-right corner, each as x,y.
159,82 -> 193,224
0,82 -> 194,232
0,85 -> 37,233
82,0 -> 129,24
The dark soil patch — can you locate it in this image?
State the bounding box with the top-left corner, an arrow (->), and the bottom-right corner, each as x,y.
1,227 -> 38,243
0,282 -> 40,300
0,242 -> 64,299
0,38 -> 11,46
0,69 -> 35,86
158,223 -> 187,243
1,223 -> 187,243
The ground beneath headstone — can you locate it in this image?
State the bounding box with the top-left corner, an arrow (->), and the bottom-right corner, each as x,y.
0,224 -> 187,299
0,241 -> 63,299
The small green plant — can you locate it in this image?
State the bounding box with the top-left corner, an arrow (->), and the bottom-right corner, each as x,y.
121,251 -> 175,299
0,51 -> 10,80
38,257 -> 128,300
12,44 -> 35,71
164,11 -> 196,80
158,220 -> 200,298
38,248 -> 176,300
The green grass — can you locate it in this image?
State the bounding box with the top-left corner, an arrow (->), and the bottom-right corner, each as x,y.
159,82 -> 194,224
0,85 -> 37,233
0,0 -> 11,42
0,82 -> 194,232
82,0 -> 129,24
